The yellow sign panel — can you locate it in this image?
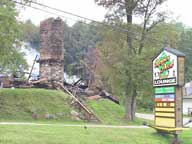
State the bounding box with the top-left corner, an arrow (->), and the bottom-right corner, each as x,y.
156,102 -> 175,107
155,117 -> 175,128
163,103 -> 167,107
170,103 -> 175,107
155,112 -> 175,117
155,108 -> 175,112
155,103 -> 176,128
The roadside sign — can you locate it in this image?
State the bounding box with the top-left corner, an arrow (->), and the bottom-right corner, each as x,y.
153,50 -> 177,87
152,47 -> 185,130
153,48 -> 185,87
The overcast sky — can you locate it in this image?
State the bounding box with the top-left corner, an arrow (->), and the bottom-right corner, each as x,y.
19,0 -> 191,75
18,0 -> 192,27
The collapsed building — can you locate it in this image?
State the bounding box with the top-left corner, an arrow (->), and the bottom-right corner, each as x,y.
0,17 -> 117,121
36,17 -> 119,104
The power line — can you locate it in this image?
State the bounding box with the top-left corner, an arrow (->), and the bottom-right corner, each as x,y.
29,1 -> 134,34
11,0 -> 164,46
37,1 -> 171,45
13,1 -> 114,36
14,0 -> 131,35
18,1 -> 192,46
14,1 -> 168,49
12,0 -> 135,42
31,1 -> 169,44
32,0 -> 166,45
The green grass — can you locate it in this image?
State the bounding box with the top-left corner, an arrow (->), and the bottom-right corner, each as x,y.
0,88 -> 152,125
180,130 -> 192,143
86,99 -> 152,125
0,125 -> 191,144
0,88 -> 72,121
0,89 -> 191,144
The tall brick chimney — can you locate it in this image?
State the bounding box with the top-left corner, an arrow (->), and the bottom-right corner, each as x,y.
39,17 -> 64,83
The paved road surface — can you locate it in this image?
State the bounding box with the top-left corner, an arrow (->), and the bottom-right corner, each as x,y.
136,113 -> 192,127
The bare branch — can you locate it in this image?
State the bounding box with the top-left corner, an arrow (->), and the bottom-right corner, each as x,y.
146,16 -> 165,32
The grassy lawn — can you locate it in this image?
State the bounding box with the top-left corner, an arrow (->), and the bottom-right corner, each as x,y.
0,88 -> 152,125
86,99 -> 152,125
0,88 -> 72,120
0,125 -> 191,144
0,89 -> 191,144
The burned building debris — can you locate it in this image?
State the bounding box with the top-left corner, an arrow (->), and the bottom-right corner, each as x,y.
39,17 -> 64,83
0,75 -> 12,88
0,17 -> 119,122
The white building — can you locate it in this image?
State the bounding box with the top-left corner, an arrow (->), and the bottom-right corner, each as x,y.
183,81 -> 192,115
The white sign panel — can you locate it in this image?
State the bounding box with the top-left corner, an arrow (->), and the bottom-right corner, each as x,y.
153,50 -> 177,87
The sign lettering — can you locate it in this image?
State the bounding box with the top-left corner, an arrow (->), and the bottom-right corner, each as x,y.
153,50 -> 177,86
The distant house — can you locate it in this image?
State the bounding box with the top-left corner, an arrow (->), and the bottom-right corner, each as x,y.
183,81 -> 192,115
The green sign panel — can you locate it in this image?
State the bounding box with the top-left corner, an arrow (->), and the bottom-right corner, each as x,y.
155,87 -> 175,94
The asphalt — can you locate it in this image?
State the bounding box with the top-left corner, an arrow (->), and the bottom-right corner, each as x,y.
136,113 -> 192,127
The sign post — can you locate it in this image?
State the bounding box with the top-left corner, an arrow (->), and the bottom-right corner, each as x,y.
152,47 -> 185,143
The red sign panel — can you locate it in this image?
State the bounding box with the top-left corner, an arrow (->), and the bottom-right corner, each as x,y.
155,94 -> 175,102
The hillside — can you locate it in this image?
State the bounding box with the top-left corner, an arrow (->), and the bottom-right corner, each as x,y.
0,88 -> 150,125
86,99 -> 149,125
0,88 -> 72,121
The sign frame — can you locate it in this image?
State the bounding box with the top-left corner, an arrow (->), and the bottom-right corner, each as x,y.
152,47 -> 185,87
152,47 -> 185,130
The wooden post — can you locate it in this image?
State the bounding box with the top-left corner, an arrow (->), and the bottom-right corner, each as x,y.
28,55 -> 38,81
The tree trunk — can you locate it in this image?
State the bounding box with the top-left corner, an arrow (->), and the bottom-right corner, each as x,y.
125,81 -> 137,121
131,88 -> 137,119
125,96 -> 132,120
125,94 -> 136,121
124,0 -> 137,121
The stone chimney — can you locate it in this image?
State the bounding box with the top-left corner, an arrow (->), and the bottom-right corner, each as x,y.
39,17 -> 64,83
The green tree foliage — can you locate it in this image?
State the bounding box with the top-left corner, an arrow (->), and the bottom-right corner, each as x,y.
0,0 -> 28,77
64,22 -> 101,76
95,21 -> 192,113
21,20 -> 39,50
95,19 -> 190,115
95,0 -> 168,121
151,22 -> 192,83
95,26 -> 156,111
176,23 -> 192,82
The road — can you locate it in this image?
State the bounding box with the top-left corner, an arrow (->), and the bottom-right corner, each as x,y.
136,113 -> 192,127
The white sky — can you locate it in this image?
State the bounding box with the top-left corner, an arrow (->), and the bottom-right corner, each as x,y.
18,0 -> 191,76
18,0 -> 106,26
18,0 -> 192,27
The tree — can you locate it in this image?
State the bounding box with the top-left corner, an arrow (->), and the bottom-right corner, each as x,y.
0,0 -> 28,76
63,22 -> 101,76
95,0 -> 168,120
95,21 -> 182,112
82,48 -> 100,89
21,20 -> 40,50
177,23 -> 192,82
